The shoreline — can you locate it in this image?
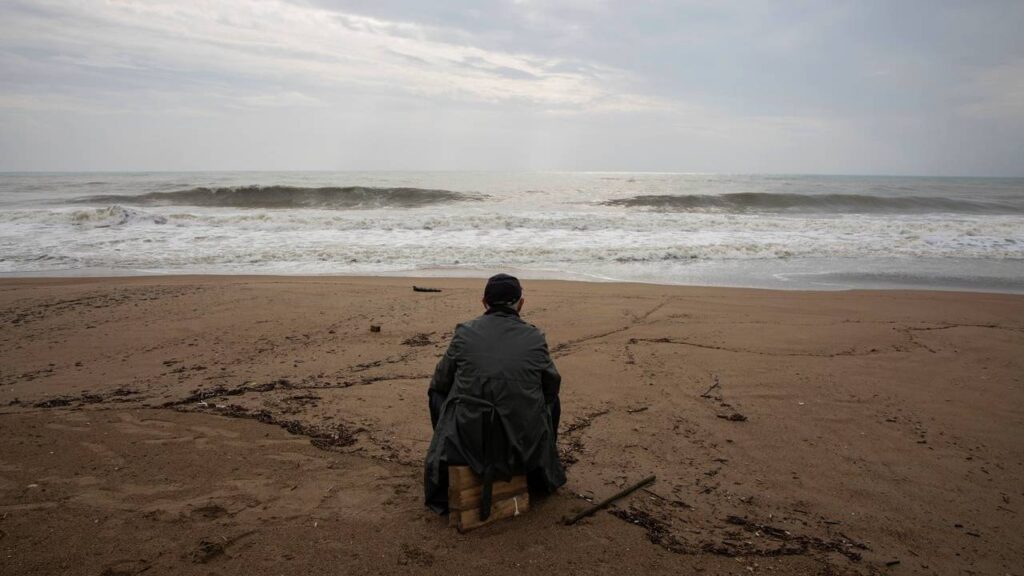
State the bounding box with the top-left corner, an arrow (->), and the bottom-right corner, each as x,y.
2,269 -> 1023,296
2,275 -> 1021,575
4,172 -> 1022,297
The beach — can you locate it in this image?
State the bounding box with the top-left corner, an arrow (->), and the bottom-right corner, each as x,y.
1,275 -> 1021,575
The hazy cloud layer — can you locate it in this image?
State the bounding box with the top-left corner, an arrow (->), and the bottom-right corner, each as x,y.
1,0 -> 1021,174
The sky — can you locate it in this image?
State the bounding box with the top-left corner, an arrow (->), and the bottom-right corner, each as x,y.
0,0 -> 1022,175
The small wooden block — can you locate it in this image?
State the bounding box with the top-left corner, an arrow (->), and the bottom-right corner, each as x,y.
448,466 -> 529,532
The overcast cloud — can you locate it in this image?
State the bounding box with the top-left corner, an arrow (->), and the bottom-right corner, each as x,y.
0,0 -> 1021,175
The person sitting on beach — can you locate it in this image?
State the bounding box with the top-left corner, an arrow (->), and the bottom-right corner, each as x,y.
423,273 -> 565,515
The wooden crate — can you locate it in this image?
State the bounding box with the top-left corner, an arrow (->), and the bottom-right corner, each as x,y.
448,466 -> 529,532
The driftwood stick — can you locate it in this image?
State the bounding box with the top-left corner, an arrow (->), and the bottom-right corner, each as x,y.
563,475 -> 656,525
413,286 -> 442,293
701,375 -> 721,398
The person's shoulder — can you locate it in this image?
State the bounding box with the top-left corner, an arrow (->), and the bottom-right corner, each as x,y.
519,319 -> 546,338
455,315 -> 487,333
461,315 -> 485,328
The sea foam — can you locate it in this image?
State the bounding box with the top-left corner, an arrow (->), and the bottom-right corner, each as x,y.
1,172 -> 1022,290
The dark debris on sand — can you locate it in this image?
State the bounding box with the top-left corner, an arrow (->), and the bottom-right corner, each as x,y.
163,379 -> 289,407
33,387 -> 139,408
401,333 -> 434,347
213,404 -> 358,450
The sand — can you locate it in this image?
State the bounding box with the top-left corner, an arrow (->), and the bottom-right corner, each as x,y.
0,275 -> 1022,575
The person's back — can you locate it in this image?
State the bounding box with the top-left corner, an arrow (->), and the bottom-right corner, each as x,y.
423,274 -> 565,515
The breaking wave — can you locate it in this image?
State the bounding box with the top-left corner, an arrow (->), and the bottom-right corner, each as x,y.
603,193 -> 1024,214
74,185 -> 481,209
71,205 -> 167,227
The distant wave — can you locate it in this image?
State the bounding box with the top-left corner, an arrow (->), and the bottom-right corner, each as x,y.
603,193 -> 1024,214
74,185 -> 481,209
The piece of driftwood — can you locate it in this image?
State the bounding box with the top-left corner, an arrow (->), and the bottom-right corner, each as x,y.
369,325 -> 381,332
413,286 -> 442,293
448,466 -> 529,533
563,475 -> 656,525
701,375 -> 721,398
717,412 -> 747,422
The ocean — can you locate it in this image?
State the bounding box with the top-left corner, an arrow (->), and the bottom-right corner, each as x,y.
1,172 -> 1022,292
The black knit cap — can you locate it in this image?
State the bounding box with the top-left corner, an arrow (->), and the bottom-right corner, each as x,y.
483,273 -> 522,305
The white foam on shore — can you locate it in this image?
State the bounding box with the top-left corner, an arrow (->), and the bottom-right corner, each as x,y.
1,172 -> 1022,291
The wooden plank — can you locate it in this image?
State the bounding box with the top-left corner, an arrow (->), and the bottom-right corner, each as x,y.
449,466 -> 476,490
452,492 -> 530,532
449,466 -> 475,510
447,466 -> 527,510
448,469 -> 463,511
448,465 -> 531,531
453,477 -> 527,511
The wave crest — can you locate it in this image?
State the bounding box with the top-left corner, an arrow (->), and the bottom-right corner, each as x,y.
71,205 -> 167,227
603,192 -> 1023,214
75,185 -> 480,209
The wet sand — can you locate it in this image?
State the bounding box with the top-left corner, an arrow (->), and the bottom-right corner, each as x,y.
1,276 -> 1022,575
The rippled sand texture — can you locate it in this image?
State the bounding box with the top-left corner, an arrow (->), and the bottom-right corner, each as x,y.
1,276 -> 1022,575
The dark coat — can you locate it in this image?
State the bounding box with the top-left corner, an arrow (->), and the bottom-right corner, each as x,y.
423,304 -> 565,513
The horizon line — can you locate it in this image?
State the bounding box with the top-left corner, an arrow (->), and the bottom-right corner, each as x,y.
1,170 -> 1022,179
